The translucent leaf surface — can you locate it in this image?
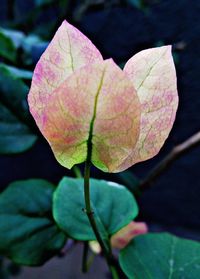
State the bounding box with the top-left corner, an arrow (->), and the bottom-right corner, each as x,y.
28,20 -> 103,123
31,59 -> 140,171
118,46 -> 178,171
28,21 -> 178,172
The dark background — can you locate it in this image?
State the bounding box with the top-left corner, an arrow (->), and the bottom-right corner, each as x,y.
0,0 -> 200,243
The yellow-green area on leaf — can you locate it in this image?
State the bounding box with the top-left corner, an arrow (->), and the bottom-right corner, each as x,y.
28,20 -> 178,172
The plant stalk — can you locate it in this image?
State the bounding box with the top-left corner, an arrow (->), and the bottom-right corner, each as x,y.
82,242 -> 89,273
84,160 -> 119,279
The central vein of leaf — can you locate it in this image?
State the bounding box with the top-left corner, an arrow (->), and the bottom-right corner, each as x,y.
136,50 -> 167,91
86,69 -> 105,162
66,31 -> 74,72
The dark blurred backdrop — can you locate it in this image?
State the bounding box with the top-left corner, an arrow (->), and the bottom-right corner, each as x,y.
0,0 -> 200,241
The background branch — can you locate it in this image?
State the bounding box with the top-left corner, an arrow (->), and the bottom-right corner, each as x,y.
139,131 -> 200,191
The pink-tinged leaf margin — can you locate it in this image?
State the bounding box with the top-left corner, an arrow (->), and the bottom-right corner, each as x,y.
28,20 -> 103,124
116,46 -> 178,172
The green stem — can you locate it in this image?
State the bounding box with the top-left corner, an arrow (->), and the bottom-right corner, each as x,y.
110,265 -> 120,279
84,160 -> 119,279
72,165 -> 82,178
84,160 -> 109,259
82,242 -> 89,273
83,69 -> 120,278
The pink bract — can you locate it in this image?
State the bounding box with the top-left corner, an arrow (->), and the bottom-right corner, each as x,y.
28,20 -> 178,172
111,221 -> 148,249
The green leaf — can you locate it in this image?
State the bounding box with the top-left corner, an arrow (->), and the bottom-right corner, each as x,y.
0,63 -> 32,80
119,233 -> 200,279
53,177 -> 138,241
0,68 -> 37,154
0,30 -> 17,63
0,179 -> 67,266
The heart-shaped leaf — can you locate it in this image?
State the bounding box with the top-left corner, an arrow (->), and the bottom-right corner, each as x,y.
0,68 -> 37,154
30,59 -> 140,172
119,233 -> 200,279
53,177 -> 138,241
0,179 -> 67,266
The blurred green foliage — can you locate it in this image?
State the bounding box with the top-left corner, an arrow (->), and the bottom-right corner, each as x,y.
0,179 -> 67,265
0,30 -> 17,63
0,67 -> 37,154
